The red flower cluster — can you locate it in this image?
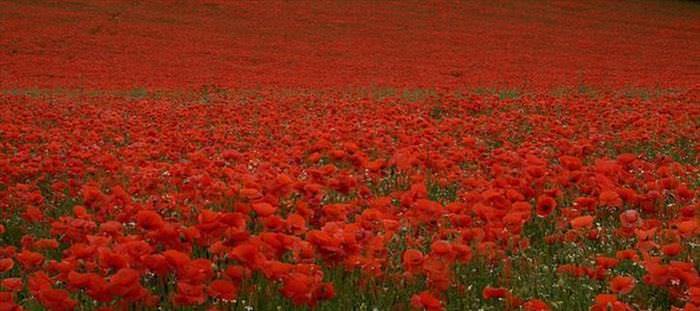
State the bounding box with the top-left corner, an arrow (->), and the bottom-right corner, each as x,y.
0,89 -> 697,310
0,1 -> 699,310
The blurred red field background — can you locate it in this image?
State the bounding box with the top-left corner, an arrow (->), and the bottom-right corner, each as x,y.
1,0 -> 699,90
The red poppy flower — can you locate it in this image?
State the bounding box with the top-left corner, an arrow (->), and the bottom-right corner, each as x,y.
33,239 -> 59,250
67,271 -> 92,289
173,281 -> 206,305
689,286 -> 700,305
619,210 -> 640,229
224,265 -> 250,283
135,210 -> 164,230
452,243 -> 473,263
1,278 -> 23,292
163,250 -> 191,270
610,276 -> 635,294
181,259 -> 214,283
677,220 -> 698,237
0,301 -> 20,311
240,188 -> 262,200
38,288 -> 77,311
522,299 -> 550,311
570,215 -> 595,229
16,250 -> 43,270
594,293 -> 617,305
0,259 -> 14,273
280,272 -> 315,306
143,254 -> 169,276
22,206 -> 44,223
108,268 -> 141,297
252,202 -> 276,217
482,286 -> 507,299
599,190 -> 623,208
615,249 -> 640,262
410,291 -> 443,311
661,243 -> 682,257
230,243 -> 264,268
536,195 -> 557,218
208,279 -> 238,301
558,155 -> 582,171
595,256 -> 619,270
430,240 -> 453,257
286,213 -> 307,234
403,249 -> 425,270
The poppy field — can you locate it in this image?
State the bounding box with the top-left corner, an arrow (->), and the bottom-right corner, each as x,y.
0,1 -> 699,310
